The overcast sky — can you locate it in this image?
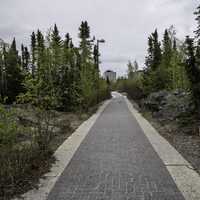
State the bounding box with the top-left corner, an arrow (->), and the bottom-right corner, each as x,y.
0,0 -> 199,76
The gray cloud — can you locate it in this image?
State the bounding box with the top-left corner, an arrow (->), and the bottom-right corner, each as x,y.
0,0 -> 198,76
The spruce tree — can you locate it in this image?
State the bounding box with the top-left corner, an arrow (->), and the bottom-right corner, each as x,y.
151,29 -> 162,70
5,38 -> 23,103
160,29 -> 173,89
143,30 -> 162,94
24,47 -> 30,72
60,33 -> 72,110
21,44 -> 25,70
162,29 -> 172,66
185,36 -> 200,116
51,24 -> 63,65
31,32 -> 36,77
50,24 -> 63,108
79,21 -> 92,65
78,21 -> 97,109
21,44 -> 30,72
145,36 -> 153,69
194,5 -> 200,39
36,30 -> 46,79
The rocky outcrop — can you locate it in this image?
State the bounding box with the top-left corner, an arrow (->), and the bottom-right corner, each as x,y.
143,90 -> 194,122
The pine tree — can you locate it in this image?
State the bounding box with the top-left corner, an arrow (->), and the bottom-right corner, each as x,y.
2,45 -> 7,98
79,21 -> 92,65
151,29 -> 162,70
5,38 -> 24,103
185,36 -> 200,116
162,29 -> 172,66
0,47 -> 5,99
160,29 -> 173,89
21,44 -> 25,70
145,36 -> 153,69
36,30 -> 46,79
194,5 -> 200,39
21,44 -> 30,72
143,30 -> 163,94
24,47 -> 30,72
51,24 -> 63,67
31,32 -> 36,77
50,24 -> 63,108
60,33 -> 72,110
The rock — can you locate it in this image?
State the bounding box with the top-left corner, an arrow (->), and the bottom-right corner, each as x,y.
143,90 -> 194,122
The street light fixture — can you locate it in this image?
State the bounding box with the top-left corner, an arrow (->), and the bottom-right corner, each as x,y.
97,39 -> 105,44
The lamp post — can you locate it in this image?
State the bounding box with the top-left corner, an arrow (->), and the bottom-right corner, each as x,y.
96,39 -> 105,72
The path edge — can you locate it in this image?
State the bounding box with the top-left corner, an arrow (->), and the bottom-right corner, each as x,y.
125,96 -> 200,200
15,100 -> 111,200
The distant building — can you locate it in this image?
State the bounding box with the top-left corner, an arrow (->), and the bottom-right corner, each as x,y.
103,70 -> 116,82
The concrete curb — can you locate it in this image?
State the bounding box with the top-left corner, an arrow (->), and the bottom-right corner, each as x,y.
125,96 -> 200,200
15,100 -> 111,200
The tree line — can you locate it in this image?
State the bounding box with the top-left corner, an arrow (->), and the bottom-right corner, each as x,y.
116,4 -> 200,121
0,21 -> 110,111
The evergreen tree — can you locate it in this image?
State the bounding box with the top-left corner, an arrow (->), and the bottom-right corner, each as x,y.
21,44 -> 25,70
151,29 -> 162,70
5,38 -> 23,103
194,5 -> 200,39
160,29 -> 173,89
36,30 -> 46,79
31,32 -> 36,77
60,33 -> 74,110
78,21 -> 97,109
21,44 -> 30,72
50,24 -> 63,108
143,30 -> 163,94
51,24 -> 63,67
17,23 -> 110,110
162,29 -> 172,66
0,46 -> 6,99
173,39 -> 177,51
185,36 -> 200,116
1,45 -> 7,98
24,47 -> 30,72
145,36 -> 153,69
79,21 -> 92,65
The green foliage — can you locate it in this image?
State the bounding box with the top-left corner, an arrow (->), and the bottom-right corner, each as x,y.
116,61 -> 144,101
0,38 -> 24,103
0,21 -> 110,199
0,104 -> 56,198
16,22 -> 110,111
194,5 -> 200,39
0,106 -> 19,147
185,36 -> 200,115
127,60 -> 138,79
143,27 -> 189,95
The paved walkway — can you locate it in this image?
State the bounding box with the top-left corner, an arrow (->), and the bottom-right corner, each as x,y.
47,95 -> 185,200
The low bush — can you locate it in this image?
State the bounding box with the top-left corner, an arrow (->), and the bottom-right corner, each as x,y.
115,78 -> 144,101
0,105 -> 55,199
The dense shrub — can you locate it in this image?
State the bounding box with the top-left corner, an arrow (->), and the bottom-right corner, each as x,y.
115,78 -> 144,101
0,105 -> 54,198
